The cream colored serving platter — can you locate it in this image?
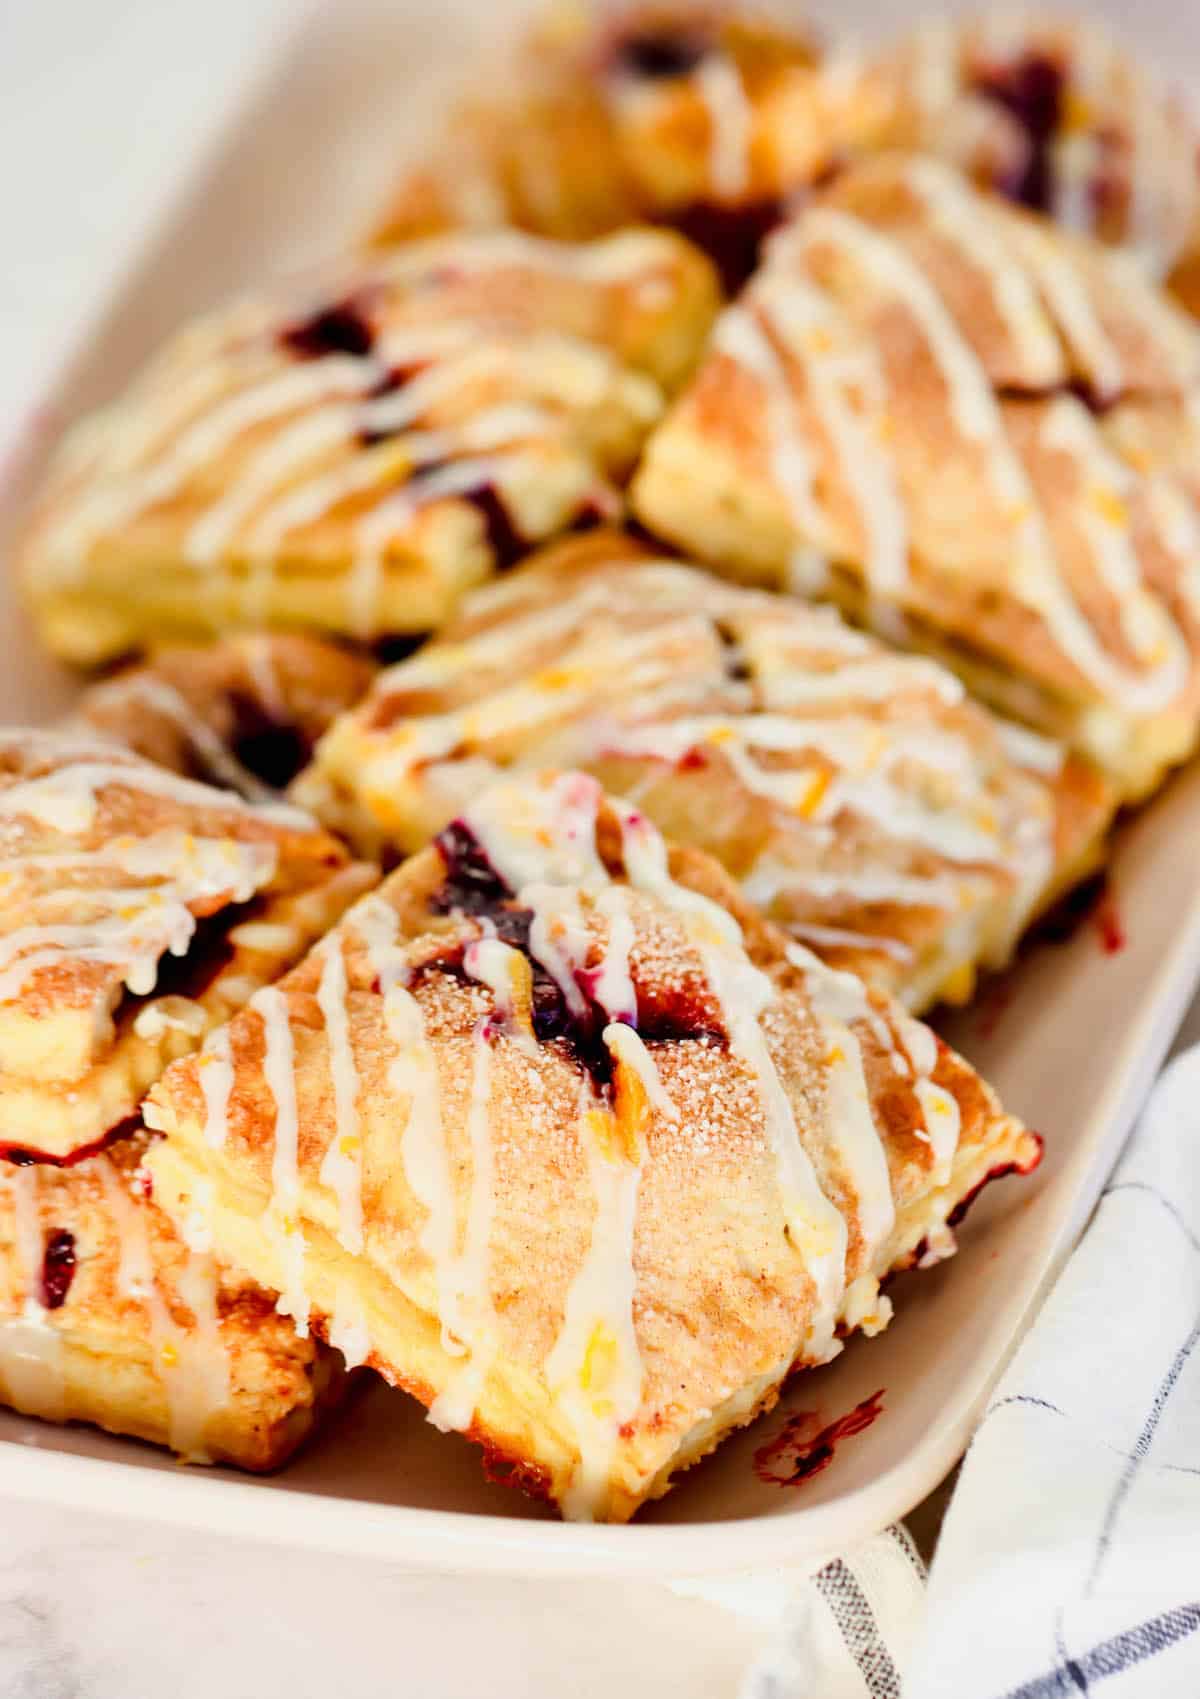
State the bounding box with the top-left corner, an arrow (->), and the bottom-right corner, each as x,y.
1,0 -> 1199,1577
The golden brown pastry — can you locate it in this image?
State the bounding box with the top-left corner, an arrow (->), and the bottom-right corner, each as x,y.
371,6 -> 1200,312
295,529 -> 1113,1012
0,727 -> 375,1162
72,634 -> 377,800
368,2 -> 884,288
856,13 -> 1200,301
145,769 -> 1039,1522
0,1130 -> 337,1468
19,229 -> 718,664
632,153 -> 1200,800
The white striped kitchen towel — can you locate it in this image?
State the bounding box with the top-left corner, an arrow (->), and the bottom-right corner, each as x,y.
907,1041 -> 1200,1696
732,1040 -> 1200,1698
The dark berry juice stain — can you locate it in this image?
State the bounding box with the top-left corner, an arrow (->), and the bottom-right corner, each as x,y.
41,1229 -> 77,1310
429,820 -> 724,1093
280,299 -> 375,360
1033,870 -> 1107,945
667,197 -> 786,293
973,971 -> 1015,1042
945,1131 -> 1044,1228
971,54 -> 1064,213
754,1390 -> 886,1488
0,1119 -> 137,1169
1092,890 -> 1125,955
1034,873 -> 1125,955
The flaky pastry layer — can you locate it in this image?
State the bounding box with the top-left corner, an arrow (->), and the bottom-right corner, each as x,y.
632,154 -> 1200,798
21,229 -> 718,663
0,1132 -> 339,1469
296,528 -> 1113,1011
146,771 -> 1038,1520
0,728 -> 374,1160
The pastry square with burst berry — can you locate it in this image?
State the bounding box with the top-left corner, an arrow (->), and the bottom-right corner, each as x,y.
19,228 -> 718,664
145,770 -> 1038,1522
72,633 -> 376,801
632,153 -> 1200,799
295,528 -> 1113,1013
853,13 -> 1200,308
0,1129 -> 339,1468
0,728 -> 374,1163
367,2 -> 884,291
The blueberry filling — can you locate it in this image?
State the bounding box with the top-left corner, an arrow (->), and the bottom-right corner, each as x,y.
971,54 -> 1065,213
41,1229 -> 77,1311
666,198 -> 787,293
612,26 -> 713,81
465,483 -> 527,571
358,363 -> 431,446
226,691 -> 311,791
430,820 -> 724,1092
714,619 -> 753,684
280,299 -> 375,360
373,632 -> 428,668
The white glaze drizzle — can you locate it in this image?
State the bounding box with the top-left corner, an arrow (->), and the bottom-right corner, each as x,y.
900,157 -> 1063,381
198,1024 -> 235,1149
794,206 -> 1187,712
257,984 -> 308,1337
315,935 -> 364,1255
327,1281 -> 371,1370
896,1015 -> 961,1184
782,945 -> 895,1270
426,1027 -> 499,1432
615,803 -> 848,1362
999,212 -> 1124,402
602,1021 -> 678,1120
45,358 -> 378,584
786,921 -> 915,964
0,828 -> 279,1020
712,306 -> 829,546
693,53 -> 753,201
589,887 -> 638,1025
543,1076 -> 646,1521
98,1157 -> 231,1459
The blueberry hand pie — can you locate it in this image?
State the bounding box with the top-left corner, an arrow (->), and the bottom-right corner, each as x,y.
145,770 -> 1038,1521
632,154 -> 1200,798
368,2 -> 881,289
72,634 -> 376,801
295,529 -> 1113,1012
857,13 -> 1200,300
0,728 -> 374,1162
0,1129 -> 338,1468
19,229 -> 718,663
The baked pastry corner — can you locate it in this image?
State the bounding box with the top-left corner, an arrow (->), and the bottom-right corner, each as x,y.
0,727 -> 375,1162
0,1130 -> 339,1469
632,153 -> 1200,800
20,228 -> 718,663
146,769 -> 1038,1520
296,526 -> 1115,1012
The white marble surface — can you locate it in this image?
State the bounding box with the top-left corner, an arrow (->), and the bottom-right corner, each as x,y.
0,1499 -> 769,1699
